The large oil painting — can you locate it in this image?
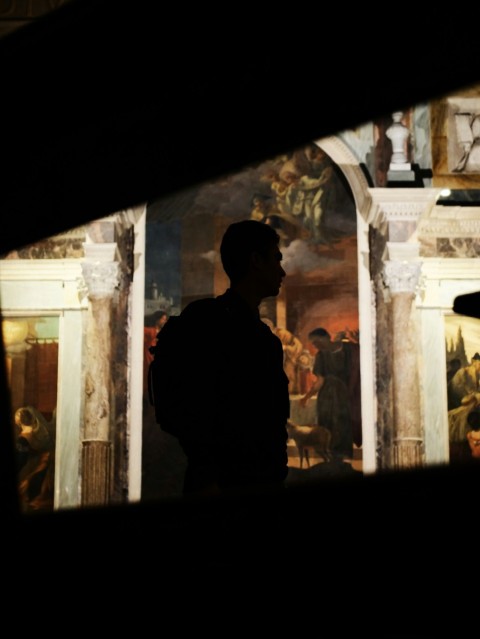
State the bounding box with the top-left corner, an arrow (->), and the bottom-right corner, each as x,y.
141,141 -> 363,500
2,315 -> 59,512
445,313 -> 480,463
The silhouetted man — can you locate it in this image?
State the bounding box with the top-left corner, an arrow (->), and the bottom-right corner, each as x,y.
173,219 -> 290,496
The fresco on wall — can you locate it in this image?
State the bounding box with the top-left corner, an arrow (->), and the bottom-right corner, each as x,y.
2,316 -> 59,512
431,86 -> 480,189
448,97 -> 480,173
141,142 -> 363,501
445,313 -> 480,463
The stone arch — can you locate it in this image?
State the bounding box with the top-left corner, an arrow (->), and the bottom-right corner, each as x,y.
315,136 -> 372,220
314,135 -> 377,473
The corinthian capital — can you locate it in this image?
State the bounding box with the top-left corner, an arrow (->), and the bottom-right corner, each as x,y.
81,242 -> 119,300
81,262 -> 119,299
383,260 -> 422,295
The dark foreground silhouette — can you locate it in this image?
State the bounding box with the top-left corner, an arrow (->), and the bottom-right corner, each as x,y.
1,2 -> 479,631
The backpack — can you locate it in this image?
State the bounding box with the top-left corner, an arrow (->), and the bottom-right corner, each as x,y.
147,298 -> 226,437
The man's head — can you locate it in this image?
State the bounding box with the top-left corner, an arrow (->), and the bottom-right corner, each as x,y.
146,310 -> 168,329
468,408 -> 480,431
220,220 -> 285,297
153,310 -> 168,330
308,327 -> 331,350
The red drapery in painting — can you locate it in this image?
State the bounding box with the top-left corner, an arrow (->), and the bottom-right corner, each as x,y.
24,341 -> 58,419
17,340 -> 59,512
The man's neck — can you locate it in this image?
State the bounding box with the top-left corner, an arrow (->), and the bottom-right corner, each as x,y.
229,282 -> 261,315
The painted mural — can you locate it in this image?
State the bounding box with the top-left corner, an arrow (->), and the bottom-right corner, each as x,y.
142,142 -> 363,500
445,313 -> 480,463
2,316 -> 59,512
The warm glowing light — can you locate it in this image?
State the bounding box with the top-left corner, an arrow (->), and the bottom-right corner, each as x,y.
2,319 -> 29,346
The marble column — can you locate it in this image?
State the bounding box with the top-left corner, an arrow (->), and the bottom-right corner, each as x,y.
383,251 -> 423,468
81,243 -> 119,506
367,189 -> 441,469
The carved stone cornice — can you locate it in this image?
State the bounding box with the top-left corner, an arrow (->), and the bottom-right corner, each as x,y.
0,259 -> 83,282
417,205 -> 480,237
367,188 -> 440,228
420,257 -> 480,281
116,205 -> 147,228
0,259 -> 89,310
383,260 -> 422,294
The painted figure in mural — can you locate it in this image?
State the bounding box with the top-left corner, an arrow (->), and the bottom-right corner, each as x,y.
306,327 -> 361,437
261,143 -> 348,246
261,318 -> 304,394
277,156 -> 334,243
169,220 -> 290,496
453,112 -> 480,172
466,408 -> 480,460
15,405 -> 56,512
296,348 -> 315,395
300,328 -> 354,460
332,329 -> 362,448
447,357 -> 480,410
143,310 -> 168,401
448,391 -> 480,462
446,357 -> 462,385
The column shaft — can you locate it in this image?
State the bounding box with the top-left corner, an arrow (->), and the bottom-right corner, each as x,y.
391,291 -> 423,468
81,248 -> 119,506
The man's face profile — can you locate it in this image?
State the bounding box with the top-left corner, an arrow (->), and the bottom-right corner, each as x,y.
255,243 -> 285,298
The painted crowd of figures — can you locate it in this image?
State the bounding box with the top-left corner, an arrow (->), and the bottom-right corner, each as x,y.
447,353 -> 480,462
144,311 -> 362,471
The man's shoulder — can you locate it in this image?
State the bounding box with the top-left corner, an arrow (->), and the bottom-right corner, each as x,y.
179,297 -> 230,331
181,297 -> 225,317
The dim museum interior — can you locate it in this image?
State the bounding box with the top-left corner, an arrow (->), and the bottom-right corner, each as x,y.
2,84 -> 480,511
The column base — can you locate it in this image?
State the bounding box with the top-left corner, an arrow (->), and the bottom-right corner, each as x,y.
393,437 -> 424,469
81,440 -> 112,506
